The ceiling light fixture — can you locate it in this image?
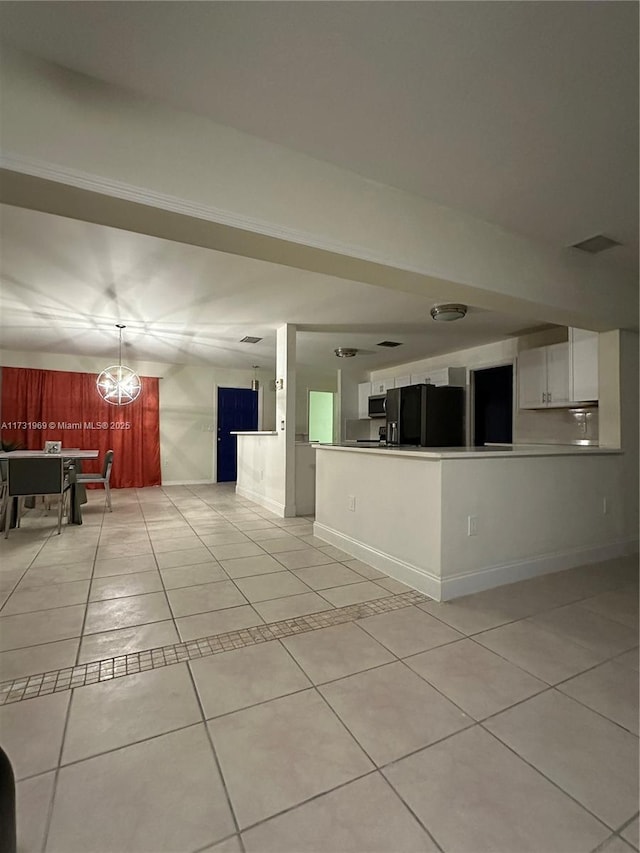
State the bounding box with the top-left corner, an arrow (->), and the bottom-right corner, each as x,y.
96,324 -> 142,406
430,304 -> 467,322
334,347 -> 358,358
251,365 -> 260,392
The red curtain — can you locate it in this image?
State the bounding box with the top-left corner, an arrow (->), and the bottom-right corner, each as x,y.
0,367 -> 161,488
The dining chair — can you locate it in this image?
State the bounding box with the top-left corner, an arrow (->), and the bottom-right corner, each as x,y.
0,460 -> 7,529
77,449 -> 114,511
3,457 -> 70,537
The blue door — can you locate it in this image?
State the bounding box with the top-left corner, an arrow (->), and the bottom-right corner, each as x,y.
217,387 -> 258,482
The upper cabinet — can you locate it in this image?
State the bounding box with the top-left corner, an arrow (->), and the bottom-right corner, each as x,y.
570,328 -> 599,403
518,330 -> 598,409
410,367 -> 466,387
371,379 -> 394,395
393,375 -> 412,388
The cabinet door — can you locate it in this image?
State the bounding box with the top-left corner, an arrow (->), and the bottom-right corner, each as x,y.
357,382 -> 371,419
371,379 -> 392,394
429,368 -> 448,386
393,375 -> 411,388
570,329 -> 598,402
546,342 -> 570,406
410,372 -> 431,385
518,348 -> 547,408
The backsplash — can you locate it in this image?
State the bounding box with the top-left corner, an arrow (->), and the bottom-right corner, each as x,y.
515,406 -> 599,445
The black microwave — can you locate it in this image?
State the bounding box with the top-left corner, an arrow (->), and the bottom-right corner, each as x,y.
368,394 -> 387,418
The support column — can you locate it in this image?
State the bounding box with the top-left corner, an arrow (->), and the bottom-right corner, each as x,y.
276,324 -> 297,516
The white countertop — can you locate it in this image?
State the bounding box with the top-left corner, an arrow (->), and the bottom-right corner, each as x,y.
313,443 -> 621,459
231,431 -> 277,436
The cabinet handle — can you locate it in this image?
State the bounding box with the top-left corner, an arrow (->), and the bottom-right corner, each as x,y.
542,392 -> 546,403
547,392 -> 552,402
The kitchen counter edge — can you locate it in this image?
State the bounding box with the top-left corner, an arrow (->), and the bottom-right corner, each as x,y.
311,443 -> 622,459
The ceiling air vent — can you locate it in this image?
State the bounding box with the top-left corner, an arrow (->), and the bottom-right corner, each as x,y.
377,341 -> 403,348
571,235 -> 621,254
239,336 -> 263,344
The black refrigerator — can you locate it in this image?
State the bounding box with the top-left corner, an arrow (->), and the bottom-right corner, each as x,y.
385,383 -> 465,447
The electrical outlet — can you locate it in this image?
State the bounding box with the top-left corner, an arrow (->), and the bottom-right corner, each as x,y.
467,515 -> 478,536
347,495 -> 356,512
603,497 -> 610,515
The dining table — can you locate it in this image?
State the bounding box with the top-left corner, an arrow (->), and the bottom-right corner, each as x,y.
0,449 -> 99,526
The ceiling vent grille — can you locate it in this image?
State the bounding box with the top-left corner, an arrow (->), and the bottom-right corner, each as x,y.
377,341 -> 403,348
239,336 -> 263,344
571,235 -> 621,254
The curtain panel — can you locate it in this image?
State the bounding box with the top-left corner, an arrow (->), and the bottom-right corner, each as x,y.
0,367 -> 161,489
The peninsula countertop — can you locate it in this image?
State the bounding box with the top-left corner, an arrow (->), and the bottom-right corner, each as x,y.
312,442 -> 621,459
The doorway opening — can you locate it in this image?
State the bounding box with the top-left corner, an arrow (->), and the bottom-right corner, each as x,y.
472,364 -> 513,447
308,391 -> 334,444
217,387 -> 258,482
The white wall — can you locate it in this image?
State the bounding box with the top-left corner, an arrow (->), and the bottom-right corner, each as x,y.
295,444 -> 316,516
314,448 -> 443,583
0,349 -> 275,484
598,330 -> 640,539
440,455 -> 627,581
235,434 -> 284,514
314,446 -> 634,600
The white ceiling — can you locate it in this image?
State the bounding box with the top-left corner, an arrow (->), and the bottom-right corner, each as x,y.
0,2 -> 636,370
0,204 -> 543,371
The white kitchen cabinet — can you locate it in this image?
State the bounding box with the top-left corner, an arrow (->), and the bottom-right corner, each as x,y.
518,347 -> 547,408
357,382 -> 371,419
518,342 -> 570,408
371,379 -> 393,395
570,328 -> 599,402
545,343 -> 571,406
410,367 -> 466,387
393,375 -> 412,388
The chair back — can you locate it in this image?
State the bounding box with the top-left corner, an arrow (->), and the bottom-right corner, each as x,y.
102,450 -> 114,481
7,457 -> 64,497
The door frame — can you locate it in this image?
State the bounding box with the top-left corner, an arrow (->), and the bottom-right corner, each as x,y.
213,383 -> 262,482
468,359 -> 516,447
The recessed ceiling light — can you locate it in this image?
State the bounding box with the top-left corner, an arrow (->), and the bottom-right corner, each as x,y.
571,235 -> 621,254
430,304 -> 467,322
377,341 -> 403,348
334,347 -> 358,358
239,336 -> 263,344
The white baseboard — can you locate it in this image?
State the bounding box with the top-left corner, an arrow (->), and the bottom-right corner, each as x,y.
313,523 -> 443,600
441,537 -> 640,599
235,486 -> 286,518
313,523 -> 639,602
162,479 -> 216,486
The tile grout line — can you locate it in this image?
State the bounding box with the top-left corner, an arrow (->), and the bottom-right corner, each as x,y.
476,721 -> 621,836
41,489 -> 111,853
161,486 -> 315,652
0,589 -> 429,704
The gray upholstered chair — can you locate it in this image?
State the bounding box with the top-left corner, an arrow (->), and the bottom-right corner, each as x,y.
77,449 -> 114,510
3,457 -> 70,537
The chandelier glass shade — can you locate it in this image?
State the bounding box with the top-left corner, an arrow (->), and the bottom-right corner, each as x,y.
96,325 -> 142,406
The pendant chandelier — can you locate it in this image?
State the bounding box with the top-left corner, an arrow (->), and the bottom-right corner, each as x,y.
96,324 -> 142,406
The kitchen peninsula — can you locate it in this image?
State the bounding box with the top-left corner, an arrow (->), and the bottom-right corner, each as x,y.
312,443 -> 631,601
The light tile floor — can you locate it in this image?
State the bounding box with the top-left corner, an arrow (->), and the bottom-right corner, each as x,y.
0,484 -> 638,853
